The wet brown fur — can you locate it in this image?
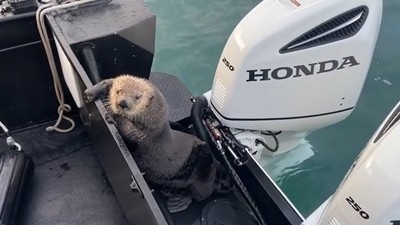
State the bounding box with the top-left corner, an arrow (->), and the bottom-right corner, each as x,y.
83,74 -> 232,210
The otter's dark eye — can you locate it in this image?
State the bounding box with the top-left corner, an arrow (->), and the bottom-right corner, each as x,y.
135,94 -> 142,100
116,90 -> 121,94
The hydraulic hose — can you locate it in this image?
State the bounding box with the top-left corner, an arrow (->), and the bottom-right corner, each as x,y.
190,96 -> 209,143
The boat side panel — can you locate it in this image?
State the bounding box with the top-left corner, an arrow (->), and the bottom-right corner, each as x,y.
0,12 -> 77,131
235,153 -> 305,225
82,101 -> 168,225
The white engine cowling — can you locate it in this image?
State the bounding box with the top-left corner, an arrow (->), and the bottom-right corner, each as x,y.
210,0 -> 382,132
305,100 -> 400,225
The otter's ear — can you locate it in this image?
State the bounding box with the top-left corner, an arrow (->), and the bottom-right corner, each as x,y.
83,78 -> 114,103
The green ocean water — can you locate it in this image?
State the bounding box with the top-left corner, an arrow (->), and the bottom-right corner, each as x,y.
144,0 -> 400,218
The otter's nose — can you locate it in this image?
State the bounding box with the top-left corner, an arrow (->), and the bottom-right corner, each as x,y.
119,99 -> 128,109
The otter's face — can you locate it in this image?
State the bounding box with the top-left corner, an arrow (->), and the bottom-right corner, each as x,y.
108,76 -> 154,121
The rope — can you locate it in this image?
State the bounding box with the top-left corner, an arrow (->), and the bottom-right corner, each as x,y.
0,121 -> 9,135
36,0 -> 74,133
0,121 -> 22,151
36,0 -> 97,133
35,0 -> 100,133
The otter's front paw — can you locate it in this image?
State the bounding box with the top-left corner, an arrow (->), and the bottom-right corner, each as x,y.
105,113 -> 117,124
83,88 -> 97,103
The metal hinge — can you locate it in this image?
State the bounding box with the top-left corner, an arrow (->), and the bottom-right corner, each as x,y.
130,174 -> 144,198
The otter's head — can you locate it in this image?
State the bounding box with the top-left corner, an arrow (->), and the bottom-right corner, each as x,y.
108,75 -> 163,122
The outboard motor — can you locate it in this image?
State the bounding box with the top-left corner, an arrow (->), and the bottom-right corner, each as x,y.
303,100 -> 400,225
207,0 -> 382,157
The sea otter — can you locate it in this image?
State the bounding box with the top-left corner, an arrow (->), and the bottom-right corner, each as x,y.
83,74 -> 231,212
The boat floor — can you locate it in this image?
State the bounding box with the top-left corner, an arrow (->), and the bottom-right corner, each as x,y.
0,119 -> 128,225
0,120 -> 260,225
